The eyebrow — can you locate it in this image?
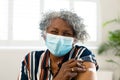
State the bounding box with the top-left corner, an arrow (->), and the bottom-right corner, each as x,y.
47,25 -> 74,33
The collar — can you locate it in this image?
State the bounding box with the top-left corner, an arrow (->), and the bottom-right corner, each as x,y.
42,47 -> 76,69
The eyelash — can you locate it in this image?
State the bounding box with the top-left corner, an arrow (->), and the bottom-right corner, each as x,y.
63,33 -> 73,36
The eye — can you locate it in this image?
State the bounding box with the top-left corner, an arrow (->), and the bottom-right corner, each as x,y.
63,32 -> 73,37
50,30 -> 58,34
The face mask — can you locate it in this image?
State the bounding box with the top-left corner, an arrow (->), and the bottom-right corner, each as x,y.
45,33 -> 74,57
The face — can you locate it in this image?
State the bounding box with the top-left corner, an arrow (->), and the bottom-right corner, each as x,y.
46,18 -> 74,37
45,18 -> 75,57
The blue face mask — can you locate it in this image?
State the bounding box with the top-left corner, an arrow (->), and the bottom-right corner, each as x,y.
45,33 -> 74,57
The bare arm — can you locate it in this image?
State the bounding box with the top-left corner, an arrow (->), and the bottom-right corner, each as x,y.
75,62 -> 97,80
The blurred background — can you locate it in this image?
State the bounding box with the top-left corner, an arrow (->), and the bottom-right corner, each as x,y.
0,0 -> 120,80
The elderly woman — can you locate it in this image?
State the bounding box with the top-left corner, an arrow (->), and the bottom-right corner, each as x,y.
18,10 -> 98,80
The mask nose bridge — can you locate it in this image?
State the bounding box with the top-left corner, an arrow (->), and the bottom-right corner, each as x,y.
59,36 -> 64,44
55,36 -> 62,52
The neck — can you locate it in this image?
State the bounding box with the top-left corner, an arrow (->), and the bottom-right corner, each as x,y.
50,53 -> 64,64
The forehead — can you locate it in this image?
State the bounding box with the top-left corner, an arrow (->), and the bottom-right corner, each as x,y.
48,18 -> 73,30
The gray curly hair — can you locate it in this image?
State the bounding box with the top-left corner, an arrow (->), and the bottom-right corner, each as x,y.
39,10 -> 88,42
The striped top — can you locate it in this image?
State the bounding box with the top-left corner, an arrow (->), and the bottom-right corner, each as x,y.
18,45 -> 98,80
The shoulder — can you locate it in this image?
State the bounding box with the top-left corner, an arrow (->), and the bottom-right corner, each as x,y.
75,45 -> 93,57
24,50 -> 45,64
25,50 -> 45,58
